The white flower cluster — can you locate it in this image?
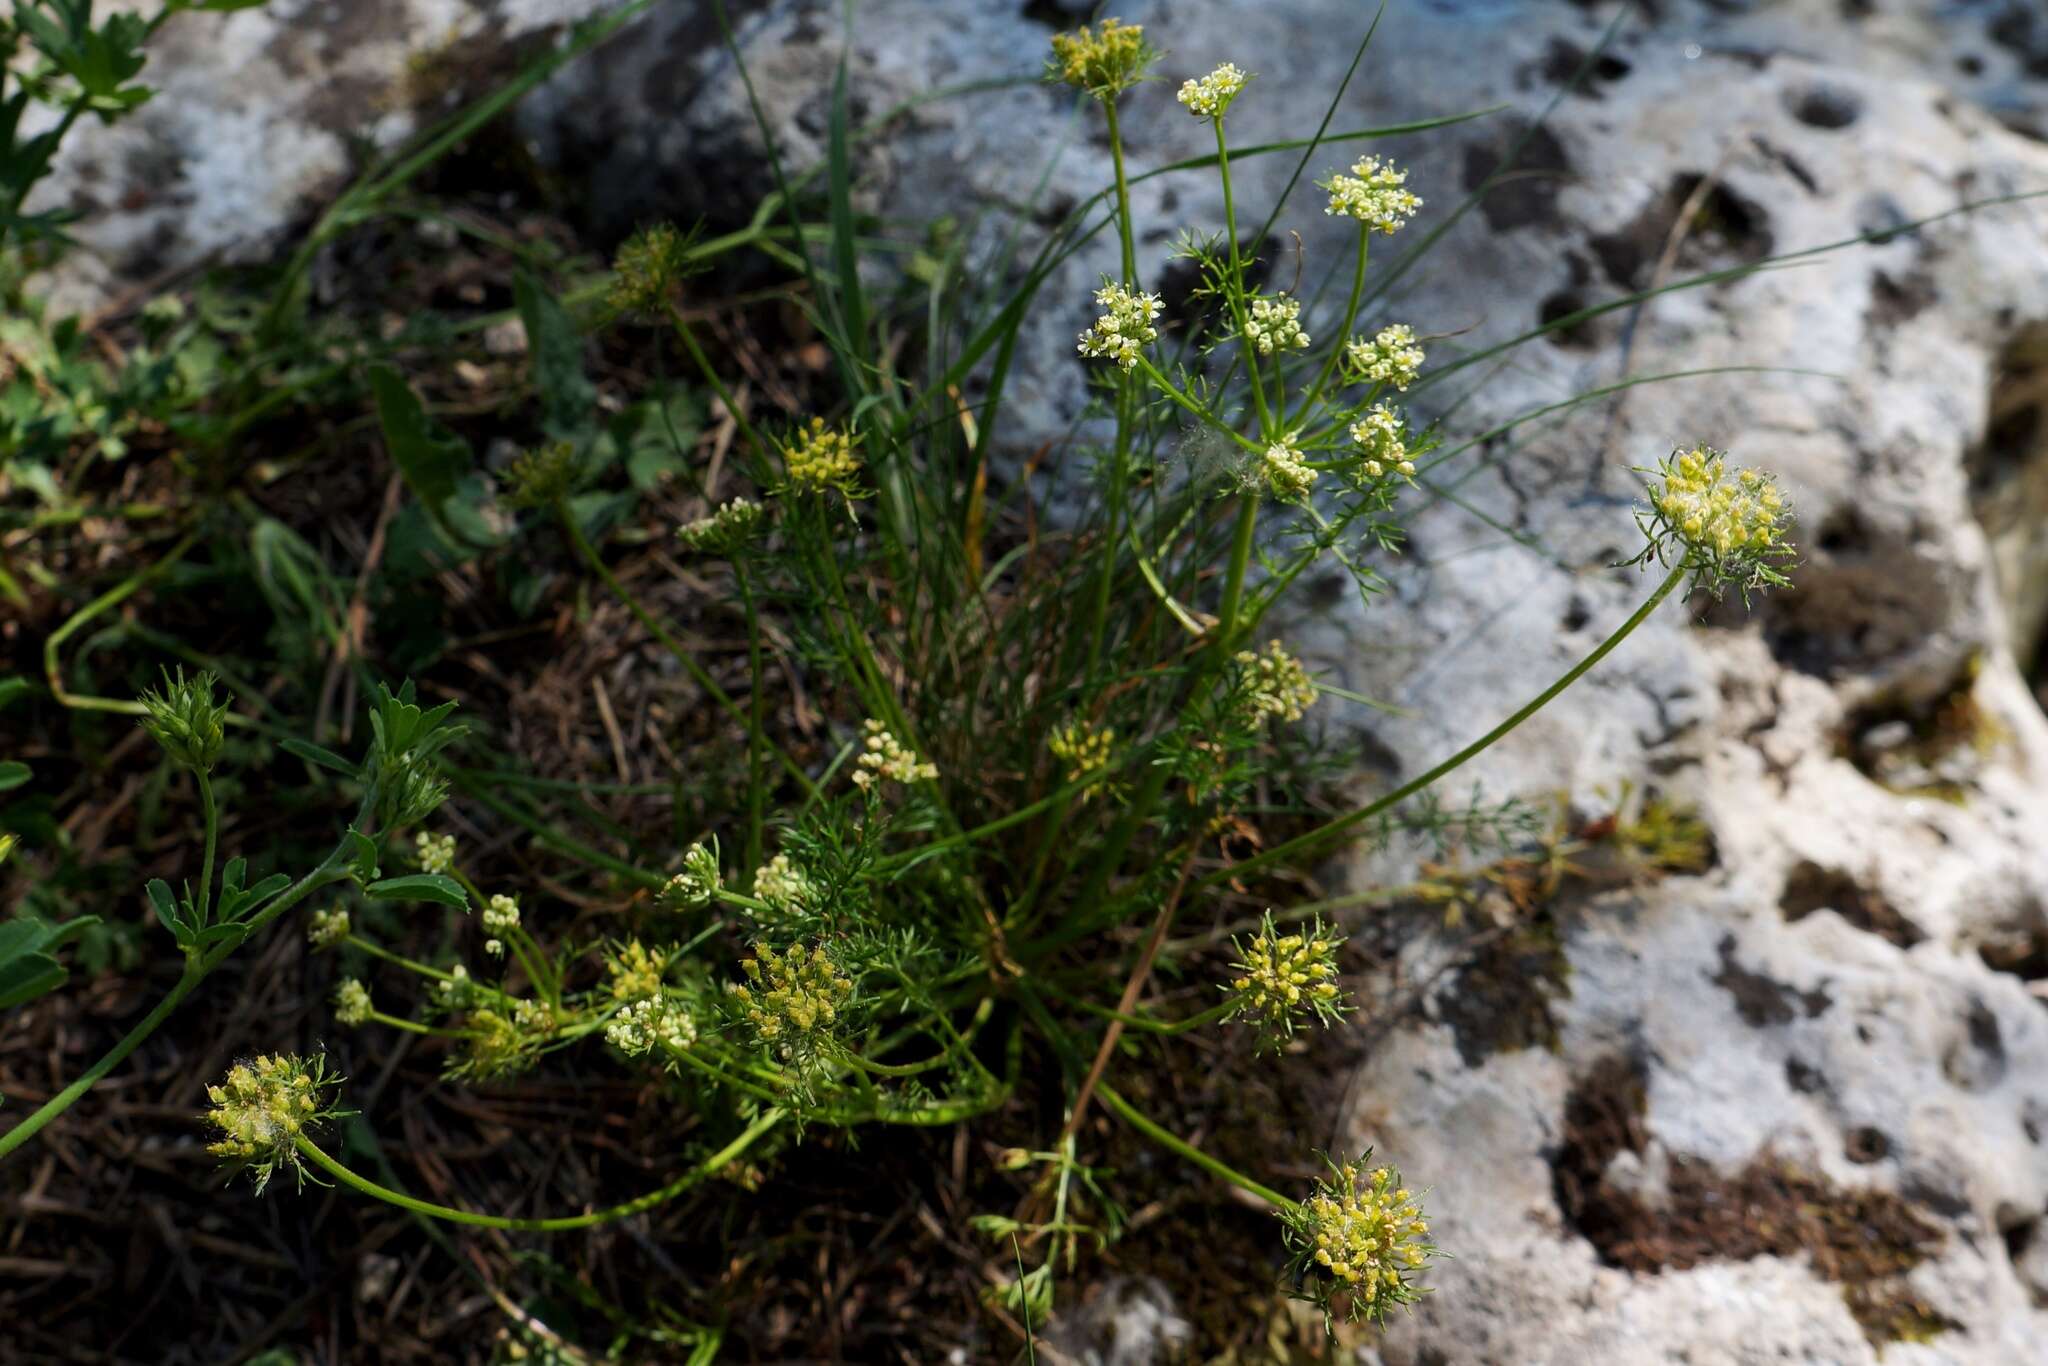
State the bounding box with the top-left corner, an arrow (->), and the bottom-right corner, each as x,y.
854,719 -> 938,790
306,905 -> 350,951
1245,295 -> 1310,356
606,997 -> 698,1057
1176,62 -> 1247,119
1235,641 -> 1319,725
1077,282 -> 1162,372
1346,323 -> 1424,392
482,893 -> 519,957
1261,433 -> 1317,501
435,963 -> 472,1010
415,830 -> 456,875
753,851 -> 815,914
1323,155 -> 1422,234
1349,403 -> 1415,479
334,977 -> 372,1027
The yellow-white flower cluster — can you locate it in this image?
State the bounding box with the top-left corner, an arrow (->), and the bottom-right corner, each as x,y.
1224,913 -> 1343,1041
1234,641 -> 1318,724
333,977 -> 372,1027
482,893 -> 520,958
1347,323 -> 1424,391
677,497 -> 765,555
607,940 -> 665,1003
205,1053 -> 334,1192
783,417 -> 862,494
606,996 -> 697,1057
1048,719 -> 1116,783
1245,295 -> 1310,356
307,905 -> 350,951
1293,1159 -> 1433,1320
1649,445 -> 1791,564
1323,155 -> 1422,234
727,941 -> 854,1062
664,841 -> 722,909
1176,62 -> 1247,118
1261,434 -> 1317,502
414,830 -> 456,875
854,719 -> 937,790
753,851 -> 815,914
1349,403 -> 1414,479
1077,282 -> 1163,372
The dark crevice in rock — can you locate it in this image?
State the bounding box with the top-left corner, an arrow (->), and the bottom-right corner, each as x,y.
1709,933 -> 1831,1026
1588,173 -> 1773,290
1779,861 -> 1924,948
1462,122 -> 1575,234
1839,661 -> 2000,801
1966,321 -> 2048,711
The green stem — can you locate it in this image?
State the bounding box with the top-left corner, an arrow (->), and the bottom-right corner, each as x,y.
1215,117 -> 1272,439
735,561 -> 767,875
195,771 -> 219,926
294,1110 -> 782,1230
366,1010 -> 467,1038
1214,495 -> 1261,655
1096,1082 -> 1295,1211
1197,559 -> 1690,894
1288,229 -> 1369,429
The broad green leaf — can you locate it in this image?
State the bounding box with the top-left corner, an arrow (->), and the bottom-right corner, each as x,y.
0,761 -> 28,793
370,364 -> 472,531
145,879 -> 181,938
343,827 -> 380,885
515,270 -> 594,438
365,873 -> 467,910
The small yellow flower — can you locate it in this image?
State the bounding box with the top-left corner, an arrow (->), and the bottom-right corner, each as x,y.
415,830 -> 456,875
663,841 -> 722,909
726,941 -> 855,1087
1322,155 -> 1423,234
1348,403 -> 1414,480
783,417 -> 863,495
753,851 -> 816,915
1048,18 -> 1156,100
1048,719 -> 1116,784
333,978 -> 372,1027
1261,434 -> 1317,502
1635,445 -> 1796,597
607,939 -> 666,1003
306,906 -> 350,951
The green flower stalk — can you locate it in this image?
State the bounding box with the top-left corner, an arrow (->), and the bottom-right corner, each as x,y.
1280,1153 -> 1438,1325
1222,912 -> 1346,1048
139,667 -> 227,772
206,1054 -> 347,1194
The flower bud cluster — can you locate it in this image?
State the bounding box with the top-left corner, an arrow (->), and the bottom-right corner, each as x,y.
727,941 -> 854,1061
1233,641 -> 1318,725
501,441 -> 579,509
307,906 -> 350,951
784,417 -> 863,494
1048,720 -> 1116,783
1048,18 -> 1155,99
415,830 -> 456,875
1223,912 -> 1345,1044
607,939 -> 665,1003
753,851 -> 816,915
1261,434 -> 1317,502
1077,282 -> 1163,372
333,977 -> 372,1027
663,841 -> 722,909
1322,155 -> 1422,234
854,719 -> 937,790
677,498 -> 765,556
1636,445 -> 1795,597
481,893 -> 520,958
608,221 -> 694,317
139,667 -> 227,772
1245,295 -> 1310,356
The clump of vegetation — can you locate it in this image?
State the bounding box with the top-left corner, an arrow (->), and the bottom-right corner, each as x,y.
35,4 -> 2021,1358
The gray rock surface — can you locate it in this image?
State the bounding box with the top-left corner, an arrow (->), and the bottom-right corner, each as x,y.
35,0 -> 2048,1361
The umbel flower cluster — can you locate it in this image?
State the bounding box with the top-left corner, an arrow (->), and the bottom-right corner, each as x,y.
606,996 -> 697,1058
753,851 -> 816,913
1631,444 -> 1796,598
1222,912 -> 1346,1047
1322,155 -> 1423,234
678,497 -> 765,556
853,719 -> 937,790
206,1054 -> 342,1193
1280,1155 -> 1438,1324
1176,62 -> 1248,119
1077,282 -> 1163,372
663,840 -> 722,909
783,417 -> 863,495
1048,719 -> 1116,783
727,942 -> 854,1082
1245,295 -> 1310,355
1048,16 -> 1156,98
1233,641 -> 1319,725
